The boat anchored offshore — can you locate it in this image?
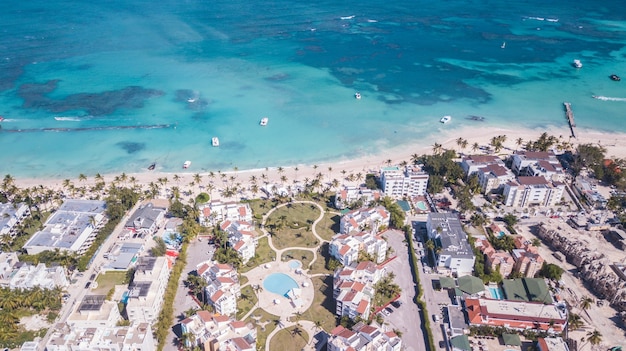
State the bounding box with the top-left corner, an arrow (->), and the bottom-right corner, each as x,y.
183,160 -> 191,169
212,137 -> 220,147
354,92 -> 361,99
260,117 -> 268,126
148,162 -> 156,171
501,41 -> 506,49
610,74 -> 621,81
440,115 -> 452,124
573,59 -> 582,68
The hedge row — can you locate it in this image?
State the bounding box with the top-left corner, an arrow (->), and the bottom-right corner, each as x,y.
404,228 -> 437,351
155,242 -> 188,350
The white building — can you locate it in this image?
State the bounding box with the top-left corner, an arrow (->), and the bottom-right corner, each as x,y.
537,337 -> 570,351
180,311 -> 256,350
124,202 -> 166,236
574,176 -> 607,209
503,176 -> 565,208
327,323 -> 402,351
67,295 -> 121,328
476,163 -> 516,194
511,151 -> 566,182
221,220 -> 257,264
340,206 -> 390,234
0,252 -> 20,286
329,231 -> 388,266
9,263 -> 69,290
23,199 -> 107,255
333,262 -> 383,321
380,165 -> 429,198
46,322 -> 155,351
198,200 -> 253,227
427,213 -> 475,276
126,257 -> 170,324
334,186 -> 383,210
460,155 -> 505,177
0,202 -> 30,238
197,261 -> 241,316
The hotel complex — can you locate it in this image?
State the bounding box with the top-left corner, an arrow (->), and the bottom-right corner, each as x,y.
380,165 -> 429,198
426,213 -> 475,276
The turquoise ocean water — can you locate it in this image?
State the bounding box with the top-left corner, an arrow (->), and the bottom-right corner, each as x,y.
1,0 -> 625,178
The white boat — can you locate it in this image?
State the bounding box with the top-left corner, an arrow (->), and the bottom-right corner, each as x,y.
501,41 -> 506,49
354,92 -> 361,100
440,115 -> 452,124
260,117 -> 269,126
573,59 -> 582,68
212,137 -> 220,147
183,160 -> 191,169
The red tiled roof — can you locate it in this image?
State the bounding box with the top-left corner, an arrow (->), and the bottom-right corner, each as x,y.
356,299 -> 369,313
210,290 -> 224,302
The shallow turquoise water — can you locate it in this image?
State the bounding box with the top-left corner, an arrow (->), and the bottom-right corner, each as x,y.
263,273 -> 299,297
1,0 -> 625,177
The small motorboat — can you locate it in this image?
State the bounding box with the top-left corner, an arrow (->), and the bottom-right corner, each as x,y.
610,74 -> 621,81
183,160 -> 191,169
501,41 -> 506,49
0,116 -> 4,122
148,162 -> 156,171
572,59 -> 582,68
354,92 -> 361,99
260,117 -> 269,126
212,137 -> 220,147
440,115 -> 452,124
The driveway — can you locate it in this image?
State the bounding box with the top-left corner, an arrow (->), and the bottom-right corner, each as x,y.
382,230 -> 426,351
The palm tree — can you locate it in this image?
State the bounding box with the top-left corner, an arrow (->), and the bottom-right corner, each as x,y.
516,137 -> 524,151
193,173 -> 202,186
567,312 -> 584,331
472,142 -> 479,153
580,296 -> 594,311
456,137 -> 465,152
78,174 -> 87,182
432,143 -> 442,155
586,329 -> 602,347
410,153 -> 420,165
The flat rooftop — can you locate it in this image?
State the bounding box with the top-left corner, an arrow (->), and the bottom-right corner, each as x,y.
477,298 -> 565,321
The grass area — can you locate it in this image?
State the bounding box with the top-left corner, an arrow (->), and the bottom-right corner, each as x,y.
93,270 -> 129,294
240,237 -> 276,273
239,275 -> 249,286
236,285 -> 258,320
281,250 -> 314,270
309,243 -> 334,275
245,308 -> 280,351
267,203 -> 321,249
315,213 -> 339,241
247,199 -> 276,219
269,325 -> 309,351
300,275 -> 337,333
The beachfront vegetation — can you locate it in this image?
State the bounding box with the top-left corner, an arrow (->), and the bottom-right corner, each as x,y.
380,196 -> 405,228
538,262 -> 564,281
416,149 -> 464,193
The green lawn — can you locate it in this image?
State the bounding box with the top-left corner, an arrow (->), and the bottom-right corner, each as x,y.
269,325 -> 309,351
236,285 -> 258,320
240,237 -> 276,273
247,199 -> 276,219
239,275 -> 249,286
245,308 -> 280,351
93,270 -> 129,294
315,213 -> 339,241
267,203 -> 321,249
300,275 -> 337,333
309,243 -> 335,275
281,250 -> 314,270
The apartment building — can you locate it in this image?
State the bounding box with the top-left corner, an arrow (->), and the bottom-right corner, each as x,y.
503,177 -> 565,208
329,231 -> 388,266
380,165 -> 429,198
340,206 -> 389,234
198,200 -> 253,227
427,213 -> 475,276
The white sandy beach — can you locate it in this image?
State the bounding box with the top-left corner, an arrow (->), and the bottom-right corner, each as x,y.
13,124 -> 626,196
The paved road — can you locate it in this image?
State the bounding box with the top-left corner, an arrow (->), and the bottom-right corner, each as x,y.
383,230 -> 426,351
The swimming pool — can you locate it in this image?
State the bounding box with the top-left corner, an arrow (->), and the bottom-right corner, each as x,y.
416,201 -> 428,211
488,286 -> 504,300
263,273 -> 299,297
288,260 -> 301,269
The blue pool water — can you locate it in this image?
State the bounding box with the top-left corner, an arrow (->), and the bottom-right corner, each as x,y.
289,260 -> 301,269
489,286 -> 504,300
263,273 -> 299,297
416,201 -> 428,211
121,291 -> 129,304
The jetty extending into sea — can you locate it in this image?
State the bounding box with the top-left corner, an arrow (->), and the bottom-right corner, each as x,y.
564,102 -> 576,138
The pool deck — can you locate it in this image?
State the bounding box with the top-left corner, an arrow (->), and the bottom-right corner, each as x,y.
243,260 -> 315,319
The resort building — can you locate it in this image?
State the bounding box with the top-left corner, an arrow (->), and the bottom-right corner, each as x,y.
221,220 -> 257,264
426,213 -> 475,276
512,248 -> 544,278
329,230 -> 388,266
476,163 -> 516,194
0,202 -> 29,238
9,263 -> 69,290
333,262 -> 383,321
197,261 -> 241,316
501,278 -> 554,304
465,298 -> 567,332
23,199 -> 107,255
474,237 -> 515,277
574,176 -> 607,209
327,323 -> 402,351
536,337 -> 571,351
380,165 -> 429,198
334,186 -> 383,210
67,295 -> 121,328
0,252 -> 19,286
460,155 -> 505,178
198,200 -> 253,227
124,202 -> 167,236
125,257 -> 170,324
179,311 -> 256,350
510,151 -> 564,181
340,206 -> 390,234
502,177 -> 565,208
46,322 -> 155,351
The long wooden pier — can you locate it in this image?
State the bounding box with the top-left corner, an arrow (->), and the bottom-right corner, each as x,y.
564,102 -> 576,138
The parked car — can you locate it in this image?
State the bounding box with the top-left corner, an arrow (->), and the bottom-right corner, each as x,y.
392,300 -> 403,308
382,309 -> 391,316
84,282 -> 91,289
